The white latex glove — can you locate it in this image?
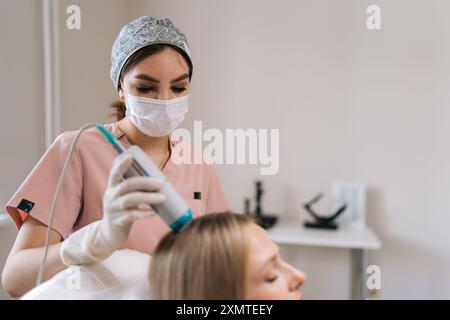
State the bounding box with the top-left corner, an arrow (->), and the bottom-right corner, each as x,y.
60,153 -> 166,266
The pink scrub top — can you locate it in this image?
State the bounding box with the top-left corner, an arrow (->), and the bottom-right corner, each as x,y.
5,122 -> 229,254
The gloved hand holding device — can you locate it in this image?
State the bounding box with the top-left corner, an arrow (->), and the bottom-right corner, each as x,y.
60,153 -> 166,266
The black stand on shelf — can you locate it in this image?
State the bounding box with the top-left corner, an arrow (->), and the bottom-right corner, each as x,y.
303,193 -> 347,230
252,181 -> 278,229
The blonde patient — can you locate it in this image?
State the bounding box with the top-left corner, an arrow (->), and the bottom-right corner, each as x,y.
150,212 -> 307,300
21,212 -> 306,300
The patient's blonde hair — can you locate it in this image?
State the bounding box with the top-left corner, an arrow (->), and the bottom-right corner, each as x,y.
149,212 -> 253,299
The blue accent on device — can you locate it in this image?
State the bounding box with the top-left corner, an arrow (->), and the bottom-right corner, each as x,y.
170,209 -> 193,231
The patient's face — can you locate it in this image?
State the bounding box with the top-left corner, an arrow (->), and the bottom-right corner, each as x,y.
245,223 -> 306,300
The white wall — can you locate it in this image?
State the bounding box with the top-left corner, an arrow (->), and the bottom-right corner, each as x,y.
0,0 -> 45,217
1,0 -> 450,299
57,0 -> 132,131
0,0 -> 132,299
129,0 -> 450,299
0,0 -> 45,299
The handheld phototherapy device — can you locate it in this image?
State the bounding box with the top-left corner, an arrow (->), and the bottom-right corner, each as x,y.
37,123 -> 193,286
95,124 -> 193,231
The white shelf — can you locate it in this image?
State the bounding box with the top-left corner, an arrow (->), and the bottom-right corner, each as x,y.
267,219 -> 381,250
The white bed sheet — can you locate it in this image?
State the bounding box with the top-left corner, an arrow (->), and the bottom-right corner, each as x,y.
21,249 -> 151,300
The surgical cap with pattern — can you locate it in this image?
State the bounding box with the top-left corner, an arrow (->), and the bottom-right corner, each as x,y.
110,16 -> 192,90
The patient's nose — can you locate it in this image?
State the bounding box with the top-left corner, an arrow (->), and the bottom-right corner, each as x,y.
285,262 -> 307,292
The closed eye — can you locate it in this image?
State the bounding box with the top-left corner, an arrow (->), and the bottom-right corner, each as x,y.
135,87 -> 186,94
266,276 -> 278,283
136,86 -> 154,93
172,87 -> 186,93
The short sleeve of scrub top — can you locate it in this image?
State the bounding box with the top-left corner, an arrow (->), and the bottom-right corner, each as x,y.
5,122 -> 230,254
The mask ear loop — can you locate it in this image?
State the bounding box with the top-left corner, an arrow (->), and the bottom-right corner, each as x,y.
119,81 -> 129,117
119,80 -> 127,101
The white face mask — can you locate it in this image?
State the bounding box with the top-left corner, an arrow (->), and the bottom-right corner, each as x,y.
123,92 -> 189,137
